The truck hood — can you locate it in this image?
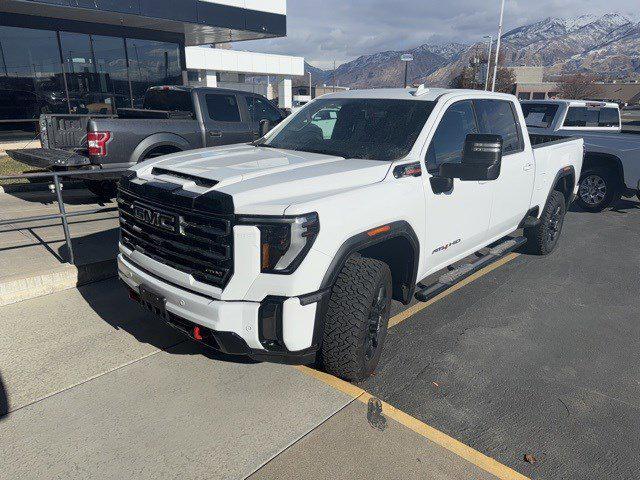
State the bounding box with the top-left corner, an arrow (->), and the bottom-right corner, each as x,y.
135,144 -> 393,215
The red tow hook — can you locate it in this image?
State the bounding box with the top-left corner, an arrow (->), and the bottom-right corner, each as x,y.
193,326 -> 204,341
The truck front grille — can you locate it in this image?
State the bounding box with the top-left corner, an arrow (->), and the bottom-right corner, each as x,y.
117,187 -> 234,288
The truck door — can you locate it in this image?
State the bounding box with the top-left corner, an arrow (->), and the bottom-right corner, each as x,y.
202,92 -> 253,146
422,100 -> 493,270
245,95 -> 284,140
474,99 -> 534,237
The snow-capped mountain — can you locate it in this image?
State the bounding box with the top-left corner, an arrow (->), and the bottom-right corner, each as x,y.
306,43 -> 467,89
307,13 -> 640,89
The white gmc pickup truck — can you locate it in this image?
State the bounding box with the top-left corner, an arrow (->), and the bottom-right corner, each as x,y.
522,99 -> 640,211
117,87 -> 583,380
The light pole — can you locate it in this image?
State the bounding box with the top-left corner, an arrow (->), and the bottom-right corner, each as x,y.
491,0 -> 506,92
400,53 -> 414,88
483,35 -> 492,91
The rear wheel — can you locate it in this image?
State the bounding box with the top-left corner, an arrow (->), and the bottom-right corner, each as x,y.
318,256 -> 392,381
524,190 -> 566,255
576,168 -> 620,212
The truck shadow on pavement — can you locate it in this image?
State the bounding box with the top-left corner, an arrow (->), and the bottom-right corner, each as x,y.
568,198 -> 640,214
74,265 -> 258,367
5,186 -> 114,207
0,374 -> 8,420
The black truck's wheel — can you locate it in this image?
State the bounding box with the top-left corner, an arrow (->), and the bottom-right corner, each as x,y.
524,190 -> 566,256
576,168 -> 620,212
85,180 -> 118,200
318,256 -> 392,381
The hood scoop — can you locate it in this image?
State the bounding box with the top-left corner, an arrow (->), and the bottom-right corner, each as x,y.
151,167 -> 219,188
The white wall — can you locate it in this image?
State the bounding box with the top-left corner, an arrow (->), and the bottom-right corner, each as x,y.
186,47 -> 304,77
199,0 -> 286,15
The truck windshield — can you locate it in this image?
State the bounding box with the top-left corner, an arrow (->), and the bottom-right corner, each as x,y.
521,103 -> 559,128
143,89 -> 194,113
258,98 -> 435,160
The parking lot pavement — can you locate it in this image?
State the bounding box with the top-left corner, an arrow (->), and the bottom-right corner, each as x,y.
358,199 -> 640,480
2,198 -> 639,480
0,279 -> 355,480
0,188 -> 118,279
249,399 -> 499,480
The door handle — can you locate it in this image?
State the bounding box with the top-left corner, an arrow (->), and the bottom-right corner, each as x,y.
523,163 -> 533,171
209,131 -> 223,138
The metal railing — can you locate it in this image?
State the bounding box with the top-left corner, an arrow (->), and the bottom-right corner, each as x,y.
0,169 -> 127,265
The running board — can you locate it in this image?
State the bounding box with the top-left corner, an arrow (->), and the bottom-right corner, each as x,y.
414,236 -> 526,303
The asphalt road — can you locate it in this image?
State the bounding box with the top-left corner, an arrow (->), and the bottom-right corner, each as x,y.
359,197 -> 640,479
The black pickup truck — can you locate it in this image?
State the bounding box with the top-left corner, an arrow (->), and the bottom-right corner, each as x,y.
7,86 -> 285,197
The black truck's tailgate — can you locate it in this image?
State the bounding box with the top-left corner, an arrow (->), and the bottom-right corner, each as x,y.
6,148 -> 91,168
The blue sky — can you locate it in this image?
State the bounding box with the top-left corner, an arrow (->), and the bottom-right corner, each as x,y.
235,1 -> 637,68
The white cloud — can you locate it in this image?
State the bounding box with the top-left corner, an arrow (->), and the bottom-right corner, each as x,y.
233,1 -> 636,68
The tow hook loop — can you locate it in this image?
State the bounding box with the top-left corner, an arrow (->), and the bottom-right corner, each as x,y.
193,326 -> 204,341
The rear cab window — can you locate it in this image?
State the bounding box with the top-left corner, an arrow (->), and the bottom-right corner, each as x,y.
521,103 -> 559,128
205,93 -> 241,122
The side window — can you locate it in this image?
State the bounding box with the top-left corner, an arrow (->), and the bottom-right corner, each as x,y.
426,100 -> 477,171
598,108 -> 619,127
247,96 -> 282,123
205,94 -> 241,122
474,99 -> 523,154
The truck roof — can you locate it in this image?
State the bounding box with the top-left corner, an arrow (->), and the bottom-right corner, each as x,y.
318,87 -> 517,102
521,99 -> 619,109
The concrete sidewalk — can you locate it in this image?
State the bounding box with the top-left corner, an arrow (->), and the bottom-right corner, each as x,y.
0,188 -> 119,305
0,278 -> 502,480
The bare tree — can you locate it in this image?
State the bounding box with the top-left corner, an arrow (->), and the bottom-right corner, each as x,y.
494,67 -> 516,94
558,73 -> 603,100
449,49 -> 515,94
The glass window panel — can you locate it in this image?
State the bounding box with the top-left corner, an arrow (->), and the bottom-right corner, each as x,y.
0,26 -> 64,141
474,99 -> 523,154
60,32 -> 131,114
427,100 -> 477,169
205,94 -> 241,122
126,38 -> 182,108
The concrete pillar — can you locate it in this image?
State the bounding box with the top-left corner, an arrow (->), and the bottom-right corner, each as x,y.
278,77 -> 292,109
205,70 -> 218,88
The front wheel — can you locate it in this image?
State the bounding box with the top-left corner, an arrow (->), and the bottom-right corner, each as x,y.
576,169 -> 620,212
318,256 -> 392,381
524,190 -> 566,256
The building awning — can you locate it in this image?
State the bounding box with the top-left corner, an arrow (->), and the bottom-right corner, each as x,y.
0,0 -> 286,45
186,47 -> 304,76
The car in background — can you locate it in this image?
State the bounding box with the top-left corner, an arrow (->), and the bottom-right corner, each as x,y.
522,99 -> 640,211
7,86 -> 285,198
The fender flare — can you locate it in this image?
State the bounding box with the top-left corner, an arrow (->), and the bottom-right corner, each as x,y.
582,152 -> 625,187
319,220 -> 420,303
130,133 -> 191,164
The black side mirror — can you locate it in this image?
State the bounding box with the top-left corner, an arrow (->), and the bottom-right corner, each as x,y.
259,119 -> 272,137
440,134 -> 503,181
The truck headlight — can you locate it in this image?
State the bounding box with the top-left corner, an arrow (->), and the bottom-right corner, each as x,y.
239,213 -> 319,274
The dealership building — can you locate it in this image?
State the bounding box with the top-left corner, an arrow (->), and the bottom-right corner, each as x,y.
0,0 -> 303,143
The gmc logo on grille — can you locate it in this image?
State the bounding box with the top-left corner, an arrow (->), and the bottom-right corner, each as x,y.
132,204 -> 178,233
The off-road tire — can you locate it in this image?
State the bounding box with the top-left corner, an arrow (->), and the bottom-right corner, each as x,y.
85,180 -> 118,200
318,256 -> 392,381
576,168 -> 620,212
524,190 -> 566,255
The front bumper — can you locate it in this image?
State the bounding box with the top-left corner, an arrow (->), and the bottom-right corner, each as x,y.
118,254 -> 329,364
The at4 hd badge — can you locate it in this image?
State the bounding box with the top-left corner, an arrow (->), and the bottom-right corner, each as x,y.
432,238 -> 461,254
